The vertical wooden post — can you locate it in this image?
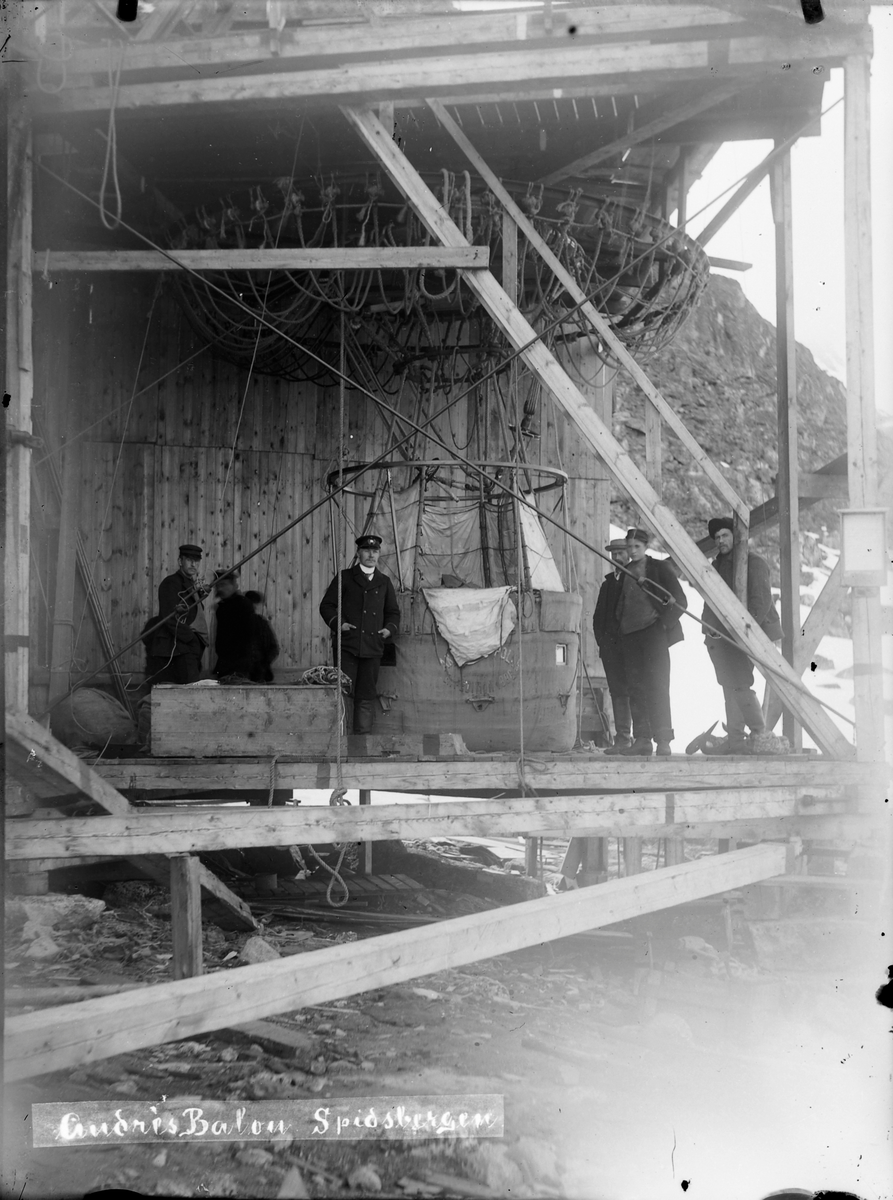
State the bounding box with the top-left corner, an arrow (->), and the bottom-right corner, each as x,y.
771,146 -> 801,749
359,788 -> 373,874
524,837 -> 539,877
622,838 -> 643,876
502,209 -> 518,301
5,74 -> 33,714
170,855 -> 203,980
675,147 -> 689,229
645,402 -> 662,498
48,442 -> 81,706
844,55 -> 884,768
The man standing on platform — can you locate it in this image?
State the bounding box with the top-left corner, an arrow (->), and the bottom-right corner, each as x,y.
593,538 -> 633,750
320,534 -> 400,734
146,544 -> 209,684
611,527 -> 687,758
702,516 -> 782,753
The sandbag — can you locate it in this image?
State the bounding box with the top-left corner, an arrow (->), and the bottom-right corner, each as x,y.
51,687 -> 137,750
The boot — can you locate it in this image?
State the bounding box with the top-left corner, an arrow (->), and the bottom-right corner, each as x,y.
725,732 -> 750,755
612,733 -> 633,749
352,700 -> 376,735
654,741 -> 672,757
619,737 -> 653,757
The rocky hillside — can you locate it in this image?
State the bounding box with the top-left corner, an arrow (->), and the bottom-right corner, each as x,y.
610,274 -> 848,565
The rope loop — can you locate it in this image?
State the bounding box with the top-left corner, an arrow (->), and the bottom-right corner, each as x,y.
329,786 -> 351,806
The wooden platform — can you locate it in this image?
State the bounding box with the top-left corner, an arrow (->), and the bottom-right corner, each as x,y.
93,751 -> 880,796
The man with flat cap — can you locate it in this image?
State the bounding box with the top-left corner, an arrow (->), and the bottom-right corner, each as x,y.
702,517 -> 782,753
320,534 -> 400,734
608,527 -> 687,757
146,544 -> 210,684
593,538 -> 633,749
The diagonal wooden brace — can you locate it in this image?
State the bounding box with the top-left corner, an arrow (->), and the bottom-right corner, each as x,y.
427,97 -> 748,524
5,710 -> 258,931
342,104 -> 852,759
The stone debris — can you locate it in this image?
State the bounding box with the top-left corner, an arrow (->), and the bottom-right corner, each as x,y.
239,935 -> 281,964
276,1165 -> 310,1199
6,894 -> 106,937
348,1164 -> 383,1193
24,934 -> 61,960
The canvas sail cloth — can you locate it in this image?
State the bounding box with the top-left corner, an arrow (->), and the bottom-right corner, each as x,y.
370,477 -> 565,592
422,586 -> 517,666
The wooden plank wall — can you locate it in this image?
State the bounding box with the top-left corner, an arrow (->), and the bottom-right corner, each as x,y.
31,275 -> 527,699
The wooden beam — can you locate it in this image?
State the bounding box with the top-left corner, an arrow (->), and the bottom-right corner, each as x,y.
47,30 -> 870,114
6,711 -> 259,931
697,136 -> 802,247
428,97 -> 748,524
170,855 -> 203,980
765,557 -> 846,731
540,82 -> 745,186
745,453 -> 850,540
47,442 -> 79,708
3,843 -> 787,1079
708,256 -> 752,272
772,147 -> 801,747
796,472 -> 849,500
94,755 -> 877,795
5,787 -> 850,861
5,74 -> 33,712
63,6 -> 747,76
34,247 -> 490,273
843,54 -> 884,768
351,103 -> 851,757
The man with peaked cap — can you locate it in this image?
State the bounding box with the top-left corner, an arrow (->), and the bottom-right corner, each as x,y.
320,534 -> 400,734
146,544 -> 210,684
702,517 -> 782,753
592,538 -> 633,749
608,527 -> 687,757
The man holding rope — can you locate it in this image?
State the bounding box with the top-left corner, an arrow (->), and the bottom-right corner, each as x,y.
145,544 -> 210,685
320,535 -> 400,735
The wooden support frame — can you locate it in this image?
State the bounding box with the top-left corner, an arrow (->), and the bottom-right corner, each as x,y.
62,6 -> 748,78
540,82 -> 745,186
772,146 -> 801,747
34,248 -> 490,273
428,97 -> 748,523
5,73 -> 33,712
94,754 -> 875,795
349,103 -> 850,757
6,711 -> 258,931
4,843 -> 787,1080
843,54 -> 884,767
6,785 -> 851,861
46,29 -> 870,115
47,441 -> 79,707
764,557 -> 845,731
170,855 -> 203,980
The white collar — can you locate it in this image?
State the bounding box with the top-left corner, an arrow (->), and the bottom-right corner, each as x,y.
359,564 -> 375,576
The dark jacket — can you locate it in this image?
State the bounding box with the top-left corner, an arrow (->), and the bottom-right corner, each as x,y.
632,556 -> 688,647
702,550 -> 782,642
595,557 -> 687,648
593,570 -> 625,651
214,592 -> 256,676
320,565 -> 400,659
149,569 -> 208,659
249,614 -> 280,683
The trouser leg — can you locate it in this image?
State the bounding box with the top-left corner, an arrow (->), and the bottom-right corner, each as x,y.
736,686 -> 766,734
621,631 -> 652,741
602,648 -> 631,739
643,624 -> 673,743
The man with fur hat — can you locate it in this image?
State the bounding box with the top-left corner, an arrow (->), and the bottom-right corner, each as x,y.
702,517 -> 782,754
146,543 -> 209,684
593,538 -> 633,749
320,535 -> 400,734
606,527 -> 687,757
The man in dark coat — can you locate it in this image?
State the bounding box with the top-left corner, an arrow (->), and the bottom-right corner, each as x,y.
213,569 -> 256,680
702,516 -> 783,753
319,534 -> 400,734
593,538 -> 633,749
146,543 -> 209,684
607,527 -> 687,757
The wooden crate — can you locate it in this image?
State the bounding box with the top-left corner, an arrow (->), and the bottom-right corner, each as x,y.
150,685 -> 342,757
